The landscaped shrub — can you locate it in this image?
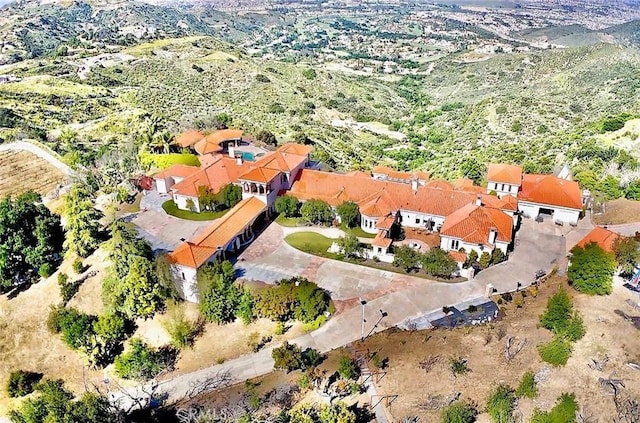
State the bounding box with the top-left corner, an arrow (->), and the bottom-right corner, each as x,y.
538,336 -> 572,367
38,263 -> 52,278
449,356 -> 470,376
530,393 -> 578,423
271,342 -> 324,372
6,370 -> 42,398
72,259 -> 84,274
568,242 -> 616,295
486,384 -> 516,423
515,371 -> 538,398
441,400 -> 478,423
114,338 -> 174,381
539,288 -> 584,341
139,151 -> 200,170
162,303 -> 200,349
253,277 -> 331,324
337,356 -> 360,380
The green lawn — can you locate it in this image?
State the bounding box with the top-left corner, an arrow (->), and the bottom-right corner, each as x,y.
284,232 -> 340,259
275,213 -> 300,227
341,224 -> 376,239
162,200 -> 228,221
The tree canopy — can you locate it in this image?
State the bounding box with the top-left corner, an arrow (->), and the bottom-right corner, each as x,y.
275,195 -> 300,218
0,191 -> 64,289
612,236 -> 639,276
568,242 -> 616,295
336,201 -> 359,228
300,199 -> 333,225
422,247 -> 458,278
63,183 -> 103,258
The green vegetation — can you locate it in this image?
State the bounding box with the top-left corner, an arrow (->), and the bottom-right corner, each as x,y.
271,341 -> 324,372
568,243 -> 616,295
486,384 -> 516,423
538,337 -> 573,367
63,184 -> 103,259
537,287 -> 585,366
275,213 -> 300,227
6,370 -> 42,398
300,199 -> 334,225
0,191 -> 64,290
274,195 -> 300,218
102,222 -> 166,319
198,260 -> 240,324
139,151 -> 200,170
285,232 -> 338,259
393,245 -> 458,278
336,201 -> 359,228
515,371 -> 538,399
162,200 -> 227,220
162,302 -> 200,349
441,400 -> 478,423
337,356 -> 360,380
114,338 -> 174,381
449,356 -> 470,376
58,272 -> 78,304
288,402 -> 356,423
530,393 -> 578,423
613,236 -> 640,276
8,379 -> 120,423
253,277 -> 332,323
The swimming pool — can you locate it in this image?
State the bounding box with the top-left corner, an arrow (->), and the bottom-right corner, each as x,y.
237,151 -> 266,162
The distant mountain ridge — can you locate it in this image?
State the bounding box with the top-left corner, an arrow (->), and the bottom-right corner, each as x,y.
515,19 -> 640,48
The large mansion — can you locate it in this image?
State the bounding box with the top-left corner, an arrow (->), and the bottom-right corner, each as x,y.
153,130 -> 584,302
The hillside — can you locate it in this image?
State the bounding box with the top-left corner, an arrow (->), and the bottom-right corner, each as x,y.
0,0 -> 245,63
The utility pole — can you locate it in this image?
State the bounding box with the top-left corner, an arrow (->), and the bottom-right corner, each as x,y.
360,298 -> 367,341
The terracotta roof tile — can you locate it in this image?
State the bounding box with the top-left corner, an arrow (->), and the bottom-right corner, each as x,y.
278,142 -> 313,156
238,167 -> 281,183
519,174 -> 582,210
448,250 -> 467,263
425,180 -> 453,190
175,130 -> 205,148
575,227 -> 622,253
372,166 -> 429,181
372,231 -> 393,248
487,163 -> 523,185
154,164 -> 201,180
172,156 -> 251,198
376,215 -> 396,230
169,197 -> 266,268
479,193 -> 519,212
440,204 -> 513,245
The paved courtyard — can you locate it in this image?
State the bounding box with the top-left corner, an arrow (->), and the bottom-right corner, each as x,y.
124,191 -> 214,252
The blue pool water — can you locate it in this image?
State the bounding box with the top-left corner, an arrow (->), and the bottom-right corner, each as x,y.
237,151 -> 266,162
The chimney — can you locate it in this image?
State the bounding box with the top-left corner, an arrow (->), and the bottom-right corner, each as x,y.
236,155 -> 243,165
489,226 -> 497,245
411,175 -> 418,192
475,195 -> 482,206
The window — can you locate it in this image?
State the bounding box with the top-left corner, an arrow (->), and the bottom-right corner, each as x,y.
451,240 -> 459,250
181,272 -> 185,280
501,184 -> 505,191
415,217 -> 420,224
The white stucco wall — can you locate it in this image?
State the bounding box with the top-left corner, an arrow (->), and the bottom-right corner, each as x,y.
518,201 -> 580,225
172,264 -> 199,303
399,210 -> 444,229
174,194 -> 201,212
487,181 -> 519,198
360,214 -> 379,234
440,236 -> 509,257
155,177 -> 169,194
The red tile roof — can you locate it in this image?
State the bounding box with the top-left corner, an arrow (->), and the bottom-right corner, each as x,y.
448,250 -> 467,263
479,193 -> 518,212
454,178 -> 485,194
426,180 -> 453,190
575,227 -> 622,253
289,169 -> 478,218
172,156 -> 252,198
175,130 -> 205,148
519,174 -> 582,210
154,164 -> 201,180
193,129 -> 244,155
238,167 -> 281,183
376,215 -> 396,230
440,203 -> 513,245
372,166 -> 430,182
253,150 -> 307,173
169,197 -> 266,268
487,163 -> 523,185
372,231 -> 393,248
278,142 -> 313,156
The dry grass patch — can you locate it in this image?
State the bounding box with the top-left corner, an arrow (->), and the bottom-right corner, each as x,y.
593,198 -> 640,225
0,150 -> 66,197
